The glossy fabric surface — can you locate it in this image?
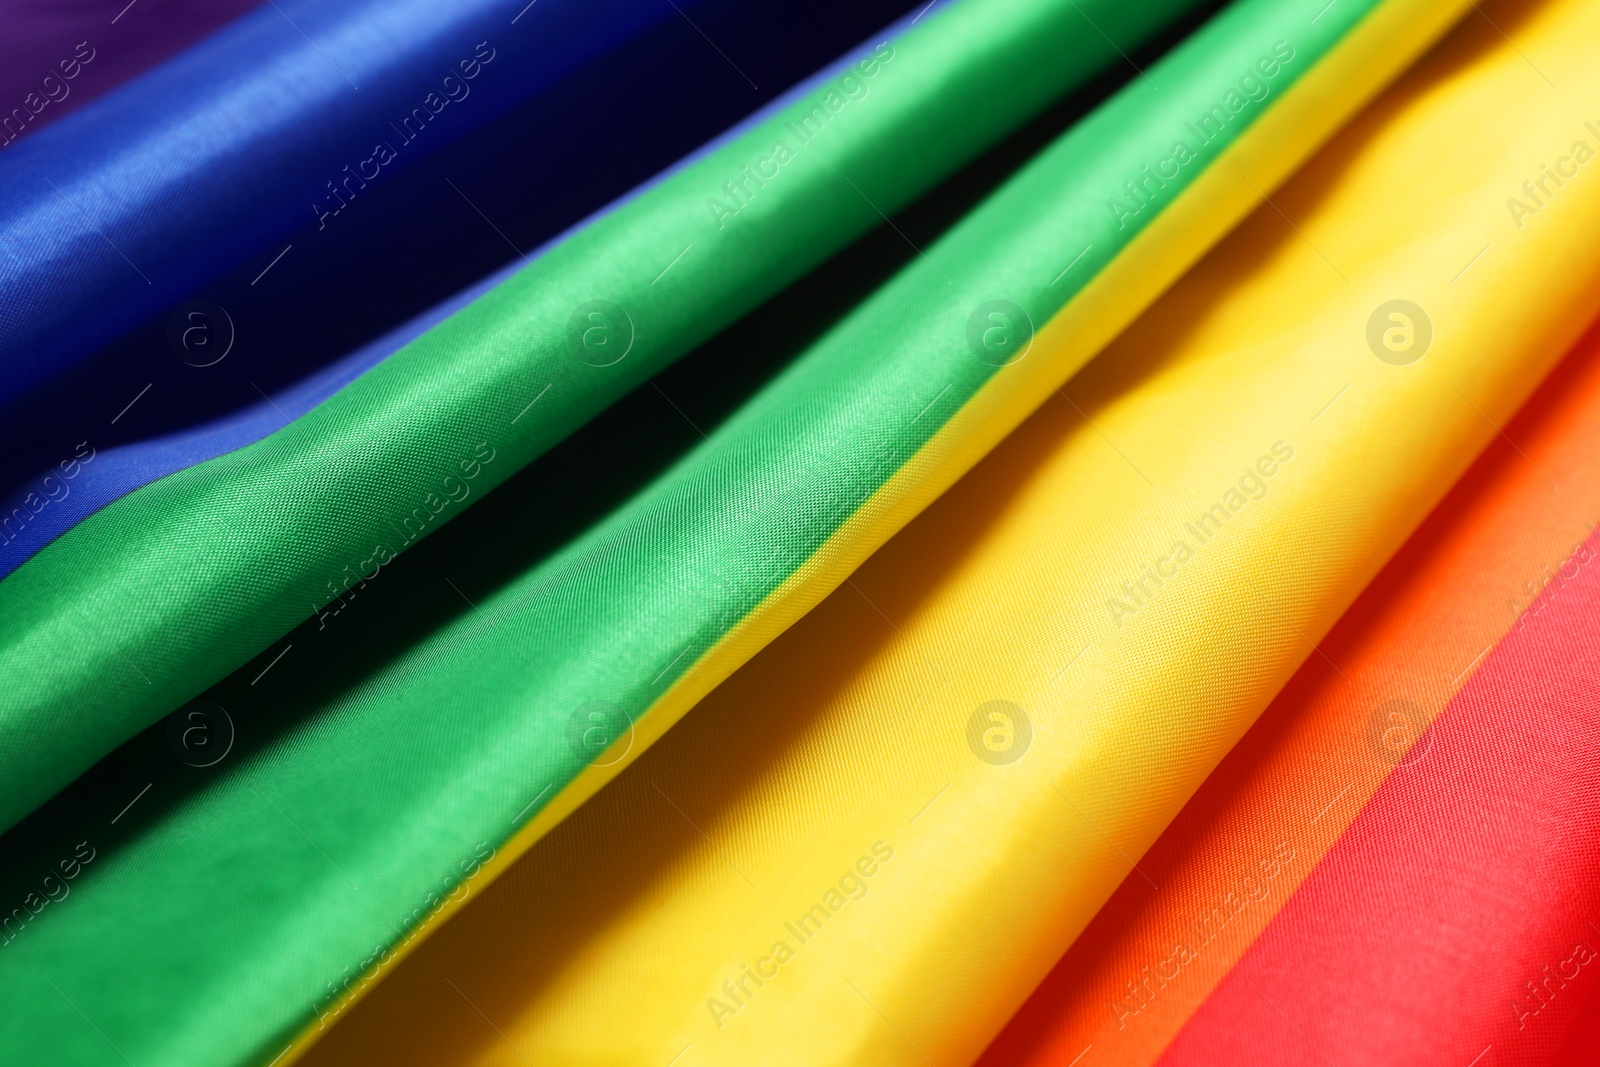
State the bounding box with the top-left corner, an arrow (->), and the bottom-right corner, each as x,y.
0,0 -> 922,581
1146,308 -> 1600,1059
0,0 -> 262,146
0,2 -> 1255,1064
973,3 -> 1600,1061
986,295 -> 1600,1067
0,0 -> 1225,836
1161,522 -> 1600,1063
277,3 -> 1600,1063
0,0 -> 690,403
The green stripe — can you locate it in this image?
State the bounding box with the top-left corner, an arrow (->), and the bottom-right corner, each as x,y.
0,2 -> 1397,1064
0,0 -> 1211,836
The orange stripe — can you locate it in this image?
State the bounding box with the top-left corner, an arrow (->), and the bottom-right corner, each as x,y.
979,311 -> 1600,1067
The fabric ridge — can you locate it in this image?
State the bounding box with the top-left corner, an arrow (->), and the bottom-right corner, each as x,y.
0,0 -> 263,146
1157,363 -> 1600,1063
0,0 -> 1220,838
0,0 -> 923,581
0,1 -> 1462,1065
0,0 -> 697,400
976,3 -> 1600,1061
274,1 -> 1600,1064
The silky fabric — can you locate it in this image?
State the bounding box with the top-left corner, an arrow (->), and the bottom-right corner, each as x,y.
984,283 -> 1600,1066
0,2 -> 1454,1064
1149,314 -> 1600,1060
282,2 -> 1598,1063
1160,528 -> 1600,1063
0,0 -> 1324,837
974,4 -> 1600,1060
0,0 -> 262,147
0,0 -> 924,578
0,0 -> 696,403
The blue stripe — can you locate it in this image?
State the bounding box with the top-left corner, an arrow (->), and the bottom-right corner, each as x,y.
0,0 -> 931,580
0,0 -> 689,405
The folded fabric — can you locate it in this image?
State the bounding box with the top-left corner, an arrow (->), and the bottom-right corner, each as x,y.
281,5 -> 1600,1067
0,0 -> 919,580
973,4 -> 1600,1063
0,1 -> 1462,1065
0,0 -> 262,148
1157,337 -> 1600,1062
985,306 -> 1600,1066
0,0 -> 700,404
0,0 -> 1224,834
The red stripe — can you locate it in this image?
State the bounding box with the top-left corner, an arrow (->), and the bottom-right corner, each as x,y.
1158,528 -> 1600,1065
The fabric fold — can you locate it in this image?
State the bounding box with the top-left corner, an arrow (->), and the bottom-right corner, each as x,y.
975,5 -> 1600,1060
0,1 -> 1463,1065
984,240 -> 1600,1067
0,0 -> 695,401
0,0 -> 262,147
1158,429 -> 1600,1061
0,0 -> 920,580
0,0 -> 1219,836
279,0 -> 1600,1062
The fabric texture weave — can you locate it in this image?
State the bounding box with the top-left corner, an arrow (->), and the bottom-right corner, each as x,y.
0,2 -> 1456,1065
281,2 -> 1600,1062
0,0 -> 1226,837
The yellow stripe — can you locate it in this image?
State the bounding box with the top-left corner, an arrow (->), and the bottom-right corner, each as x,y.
281,3 -> 1471,1058
282,0 -> 1600,1064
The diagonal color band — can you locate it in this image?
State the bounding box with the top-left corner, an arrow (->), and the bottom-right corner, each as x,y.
277,2 -> 1600,1064
0,1 -> 1459,1064
980,4 -> 1600,1058
0,0 -> 1215,836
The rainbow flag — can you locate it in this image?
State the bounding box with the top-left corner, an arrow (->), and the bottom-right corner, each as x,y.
4,0 -> 1598,1064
